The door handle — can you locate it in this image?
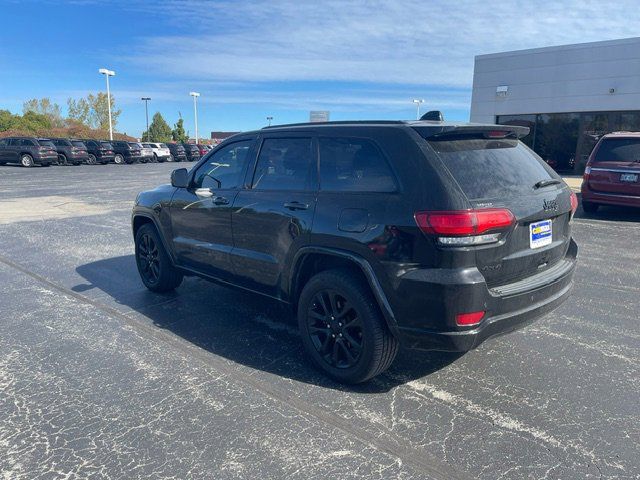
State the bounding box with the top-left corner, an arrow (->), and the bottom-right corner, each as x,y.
195,187 -> 213,198
283,201 -> 309,211
213,196 -> 229,205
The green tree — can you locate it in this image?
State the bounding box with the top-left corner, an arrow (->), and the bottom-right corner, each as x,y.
172,116 -> 188,142
67,97 -> 91,126
0,109 -> 18,131
66,92 -> 121,130
23,98 -> 63,127
144,112 -> 173,142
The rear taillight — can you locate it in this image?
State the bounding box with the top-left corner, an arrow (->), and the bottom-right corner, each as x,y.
570,191 -> 578,216
456,311 -> 485,326
414,208 -> 514,246
583,165 -> 591,183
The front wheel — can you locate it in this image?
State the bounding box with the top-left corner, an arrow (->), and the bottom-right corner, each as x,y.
21,154 -> 35,167
135,224 -> 183,292
298,269 -> 399,384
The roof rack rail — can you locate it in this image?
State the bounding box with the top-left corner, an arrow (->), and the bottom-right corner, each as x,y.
262,120 -> 407,129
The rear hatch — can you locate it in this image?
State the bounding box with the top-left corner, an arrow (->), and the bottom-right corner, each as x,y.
415,126 -> 574,287
587,136 -> 640,196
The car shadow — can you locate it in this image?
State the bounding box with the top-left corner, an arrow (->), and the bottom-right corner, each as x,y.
74,255 -> 461,393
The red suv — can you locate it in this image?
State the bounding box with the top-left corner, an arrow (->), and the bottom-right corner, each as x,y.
581,132 -> 640,213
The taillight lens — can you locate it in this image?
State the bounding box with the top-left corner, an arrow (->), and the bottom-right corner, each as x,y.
583,165 -> 591,182
415,209 -> 514,246
570,191 -> 578,216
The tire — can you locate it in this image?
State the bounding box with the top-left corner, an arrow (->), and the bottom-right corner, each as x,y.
20,154 -> 35,167
59,154 -> 68,166
114,153 -> 125,164
169,154 -> 175,162
87,154 -> 97,165
135,223 -> 183,292
297,269 -> 399,384
582,201 -> 599,213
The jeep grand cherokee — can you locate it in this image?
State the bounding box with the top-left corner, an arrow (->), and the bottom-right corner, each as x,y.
132,119 -> 578,383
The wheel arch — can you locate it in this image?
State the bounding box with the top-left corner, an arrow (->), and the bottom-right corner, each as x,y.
290,247 -> 400,338
132,213 -> 176,265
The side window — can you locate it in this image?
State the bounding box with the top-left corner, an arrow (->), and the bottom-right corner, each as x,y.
252,138 -> 316,191
319,137 -> 396,192
21,139 -> 35,147
192,140 -> 253,190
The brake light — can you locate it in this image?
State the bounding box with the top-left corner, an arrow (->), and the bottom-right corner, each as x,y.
456,311 -> 485,326
570,191 -> 578,216
484,130 -> 510,139
583,165 -> 591,183
415,209 -> 514,236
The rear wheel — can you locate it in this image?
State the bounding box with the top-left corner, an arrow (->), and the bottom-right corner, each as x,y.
58,154 -> 68,166
582,201 -> 599,213
87,154 -> 97,165
114,153 -> 125,164
135,224 -> 183,292
21,154 -> 35,168
298,269 -> 399,384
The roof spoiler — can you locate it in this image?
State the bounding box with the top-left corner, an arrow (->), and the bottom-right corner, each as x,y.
416,124 -> 530,140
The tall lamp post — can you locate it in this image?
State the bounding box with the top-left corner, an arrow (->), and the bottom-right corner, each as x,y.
98,68 -> 116,140
189,92 -> 200,143
267,116 -> 273,126
141,97 -> 151,141
412,98 -> 424,120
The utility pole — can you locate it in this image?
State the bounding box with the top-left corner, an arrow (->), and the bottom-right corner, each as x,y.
99,68 -> 116,140
141,97 -> 151,141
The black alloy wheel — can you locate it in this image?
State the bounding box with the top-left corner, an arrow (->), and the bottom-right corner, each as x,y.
307,290 -> 363,369
137,232 -> 160,285
135,224 -> 183,292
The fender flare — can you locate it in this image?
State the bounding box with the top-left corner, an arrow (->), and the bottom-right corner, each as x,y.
290,246 -> 400,338
131,211 -> 177,264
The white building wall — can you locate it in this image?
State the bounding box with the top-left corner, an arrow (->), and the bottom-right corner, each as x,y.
470,37 -> 640,123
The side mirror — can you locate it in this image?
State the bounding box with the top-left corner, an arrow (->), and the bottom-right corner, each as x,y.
171,168 -> 189,188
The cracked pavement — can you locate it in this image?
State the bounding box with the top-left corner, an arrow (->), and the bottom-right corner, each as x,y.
0,163 -> 638,479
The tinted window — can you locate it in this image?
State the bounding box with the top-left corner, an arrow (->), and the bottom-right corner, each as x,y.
252,138 -> 315,191
319,137 -> 396,192
21,139 -> 36,146
193,140 -> 253,190
72,141 -> 86,148
594,138 -> 640,163
100,142 -> 113,149
0,139 -> 7,146
142,143 -> 152,148
428,138 -> 555,200
38,140 -> 55,147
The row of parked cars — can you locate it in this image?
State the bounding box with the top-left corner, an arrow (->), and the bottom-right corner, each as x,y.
0,136 -> 214,167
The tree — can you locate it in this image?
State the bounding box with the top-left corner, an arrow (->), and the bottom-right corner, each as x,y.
172,115 -> 188,143
23,98 -> 63,127
144,112 -> 173,142
66,92 -> 121,130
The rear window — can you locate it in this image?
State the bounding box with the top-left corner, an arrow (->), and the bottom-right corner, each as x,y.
38,140 -> 55,147
594,138 -> 640,163
100,142 -> 113,149
426,138 -> 555,200
72,141 -> 86,148
160,143 -> 168,148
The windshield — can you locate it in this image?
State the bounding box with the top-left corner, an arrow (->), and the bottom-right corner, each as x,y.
38,140 -> 55,147
594,138 -> 640,163
426,138 -> 556,200
72,141 -> 86,148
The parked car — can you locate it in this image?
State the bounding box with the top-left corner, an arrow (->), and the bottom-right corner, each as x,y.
49,138 -> 86,166
146,142 -> 171,162
83,139 -> 115,165
0,137 -> 57,167
132,119 -> 578,383
182,143 -> 201,162
110,140 -> 141,164
581,131 -> 640,212
197,144 -> 209,156
136,143 -> 153,163
166,143 -> 187,162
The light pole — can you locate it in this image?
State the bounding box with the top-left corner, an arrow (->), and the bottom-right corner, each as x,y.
267,116 -> 273,126
99,68 -> 116,140
141,97 -> 151,141
189,92 -> 200,143
412,99 -> 424,120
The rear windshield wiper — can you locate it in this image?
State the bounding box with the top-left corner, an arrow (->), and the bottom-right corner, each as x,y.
534,179 -> 562,189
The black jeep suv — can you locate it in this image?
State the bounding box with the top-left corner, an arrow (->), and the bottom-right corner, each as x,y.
181,143 -> 201,162
111,141 -> 142,164
132,120 -> 578,383
0,137 -> 57,167
166,143 -> 187,162
49,138 -> 87,166
83,140 -> 115,165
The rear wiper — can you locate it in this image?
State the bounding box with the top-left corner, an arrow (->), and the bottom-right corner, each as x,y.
534,179 -> 562,189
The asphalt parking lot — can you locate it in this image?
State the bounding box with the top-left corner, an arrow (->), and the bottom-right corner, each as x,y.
0,163 -> 638,479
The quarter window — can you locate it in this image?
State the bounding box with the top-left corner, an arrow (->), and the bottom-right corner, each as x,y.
192,140 -> 253,189
319,137 -> 396,192
252,138 -> 315,191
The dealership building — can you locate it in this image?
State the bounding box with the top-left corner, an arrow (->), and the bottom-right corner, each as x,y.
470,37 -> 640,172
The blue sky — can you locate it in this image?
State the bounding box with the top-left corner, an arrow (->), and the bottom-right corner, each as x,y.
1,0 -> 640,138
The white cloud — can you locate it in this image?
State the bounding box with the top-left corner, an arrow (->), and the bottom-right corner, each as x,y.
121,0 -> 640,88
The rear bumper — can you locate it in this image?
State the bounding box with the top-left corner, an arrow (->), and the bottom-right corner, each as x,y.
581,183 -> 640,208
35,154 -> 57,164
394,239 -> 577,352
